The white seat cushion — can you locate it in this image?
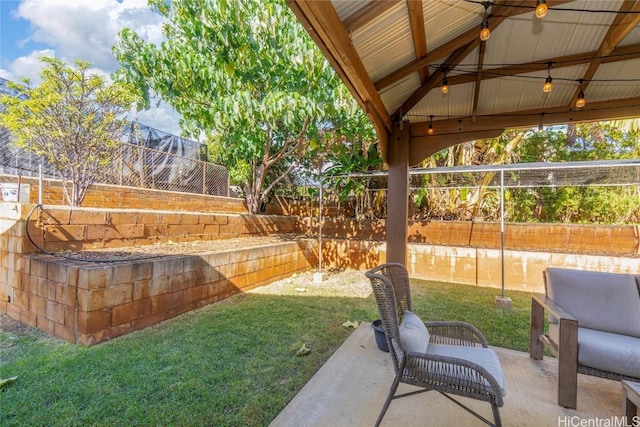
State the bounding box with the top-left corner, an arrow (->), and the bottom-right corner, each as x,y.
549,324 -> 640,378
426,343 -> 506,396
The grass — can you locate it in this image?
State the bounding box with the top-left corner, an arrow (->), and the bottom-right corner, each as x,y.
0,271 -> 535,426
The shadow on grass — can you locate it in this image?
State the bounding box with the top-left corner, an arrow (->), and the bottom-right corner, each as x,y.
0,278 -> 534,427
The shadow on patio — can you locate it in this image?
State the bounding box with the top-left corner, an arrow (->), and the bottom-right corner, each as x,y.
272,323 -> 623,427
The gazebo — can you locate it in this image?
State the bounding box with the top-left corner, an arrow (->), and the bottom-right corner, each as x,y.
286,0 -> 640,264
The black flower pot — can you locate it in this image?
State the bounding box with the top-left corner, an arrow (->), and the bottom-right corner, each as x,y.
372,320 -> 389,352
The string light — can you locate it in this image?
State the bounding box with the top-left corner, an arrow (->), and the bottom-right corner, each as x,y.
441,69 -> 449,94
543,62 -> 553,93
479,2 -> 491,41
465,0 -> 640,15
535,0 -> 548,19
427,115 -> 434,135
576,79 -> 586,108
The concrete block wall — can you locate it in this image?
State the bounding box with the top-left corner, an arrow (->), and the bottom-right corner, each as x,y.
265,195 -> 354,218
25,206 -> 297,252
299,218 -> 639,257
6,240 -> 316,344
0,202 -> 301,343
0,175 -> 247,214
319,239 -> 640,293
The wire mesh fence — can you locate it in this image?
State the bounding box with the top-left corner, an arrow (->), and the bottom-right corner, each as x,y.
0,136 -> 230,197
321,160 -> 640,223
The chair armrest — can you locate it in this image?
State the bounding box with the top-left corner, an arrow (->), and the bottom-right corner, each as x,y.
404,351 -> 504,406
529,295 -> 579,408
425,321 -> 489,347
531,293 -> 576,323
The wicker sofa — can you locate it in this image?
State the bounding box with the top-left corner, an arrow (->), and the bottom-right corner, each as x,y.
529,267 -> 640,409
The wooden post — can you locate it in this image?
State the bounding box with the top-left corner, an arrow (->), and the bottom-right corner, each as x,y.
529,297 -> 544,360
558,318 -> 578,409
386,121 -> 409,265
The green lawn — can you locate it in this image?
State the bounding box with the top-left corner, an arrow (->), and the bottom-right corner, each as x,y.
0,273 -> 534,426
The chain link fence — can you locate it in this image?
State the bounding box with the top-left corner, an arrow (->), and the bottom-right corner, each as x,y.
0,127 -> 229,197
322,159 -> 640,223
0,129 -> 230,197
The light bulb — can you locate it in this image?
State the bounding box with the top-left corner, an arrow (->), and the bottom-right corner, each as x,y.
479,22 -> 490,41
427,124 -> 434,135
535,0 -> 548,19
543,76 -> 553,93
441,78 -> 449,94
536,0 -> 549,19
576,92 -> 586,108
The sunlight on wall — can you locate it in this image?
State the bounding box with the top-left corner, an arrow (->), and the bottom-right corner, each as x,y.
0,203 -> 20,234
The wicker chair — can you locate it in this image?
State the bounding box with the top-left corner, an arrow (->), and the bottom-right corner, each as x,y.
366,263 -> 506,427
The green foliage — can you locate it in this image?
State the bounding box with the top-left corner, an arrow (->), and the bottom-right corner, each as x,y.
506,124 -> 640,224
413,123 -> 639,224
325,135 -> 382,218
113,0 -> 374,213
0,57 -> 138,206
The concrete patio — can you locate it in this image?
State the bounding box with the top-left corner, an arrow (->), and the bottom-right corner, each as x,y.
272,323 -> 627,427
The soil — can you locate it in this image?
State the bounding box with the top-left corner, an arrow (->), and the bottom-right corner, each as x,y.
53,234 -> 307,262
0,312 -> 35,335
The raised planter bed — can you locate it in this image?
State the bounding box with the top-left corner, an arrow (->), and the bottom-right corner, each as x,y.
7,238 -> 317,344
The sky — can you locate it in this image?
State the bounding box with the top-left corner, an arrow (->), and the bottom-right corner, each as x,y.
0,0 -> 182,135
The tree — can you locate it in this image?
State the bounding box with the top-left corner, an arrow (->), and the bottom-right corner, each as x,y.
507,123 -> 640,224
113,0 -> 368,214
0,57 -> 138,206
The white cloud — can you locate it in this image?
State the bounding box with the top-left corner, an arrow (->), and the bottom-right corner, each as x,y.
14,0 -> 165,72
136,102 -> 183,137
0,49 -> 56,83
4,0 -> 180,135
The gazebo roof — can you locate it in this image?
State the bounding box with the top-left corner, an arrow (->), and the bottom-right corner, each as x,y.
287,1 -> 640,165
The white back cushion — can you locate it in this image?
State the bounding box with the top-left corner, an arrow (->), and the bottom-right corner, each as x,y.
546,268 -> 640,338
399,310 -> 430,353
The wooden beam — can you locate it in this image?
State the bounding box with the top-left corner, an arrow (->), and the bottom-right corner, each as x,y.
287,0 -> 391,158
410,97 -> 640,136
472,41 -> 487,115
394,41 -> 478,117
374,1 -> 575,91
569,1 -> 640,108
409,128 -> 505,166
444,43 -> 640,88
342,1 -> 402,34
407,0 -> 429,85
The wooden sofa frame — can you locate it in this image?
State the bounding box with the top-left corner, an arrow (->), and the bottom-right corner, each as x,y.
530,279 -> 640,409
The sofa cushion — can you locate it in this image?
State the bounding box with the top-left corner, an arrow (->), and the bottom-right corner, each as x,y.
548,325 -> 640,378
545,268 -> 640,337
426,344 -> 506,396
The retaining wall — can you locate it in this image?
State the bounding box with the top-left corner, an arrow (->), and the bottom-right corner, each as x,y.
0,202 -> 304,344
6,240 -> 316,344
3,198 -> 639,344
298,217 -> 639,257
320,239 -> 640,292
0,175 -> 247,214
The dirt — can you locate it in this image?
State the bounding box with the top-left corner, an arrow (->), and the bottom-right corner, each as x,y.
0,313 -> 48,338
248,268 -> 371,298
53,234 -> 307,262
